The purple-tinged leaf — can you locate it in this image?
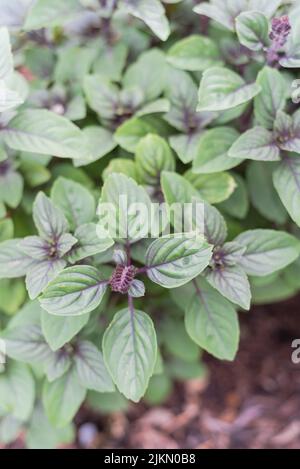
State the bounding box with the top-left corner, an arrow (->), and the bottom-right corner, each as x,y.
40,265 -> 108,316
229,127 -> 280,161
205,265 -> 251,310
0,238 -> 38,279
56,233 -> 77,257
20,236 -> 49,260
33,192 -> 69,242
26,258 -> 66,299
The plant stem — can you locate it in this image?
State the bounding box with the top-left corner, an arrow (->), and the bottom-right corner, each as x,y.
125,239 -> 131,266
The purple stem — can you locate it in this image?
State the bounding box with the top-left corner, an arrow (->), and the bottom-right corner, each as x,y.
125,239 -> 131,267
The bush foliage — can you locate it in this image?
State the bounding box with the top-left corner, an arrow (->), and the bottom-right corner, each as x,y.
0,0 -> 300,448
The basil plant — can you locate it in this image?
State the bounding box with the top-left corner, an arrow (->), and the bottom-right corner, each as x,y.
1,0 -> 300,448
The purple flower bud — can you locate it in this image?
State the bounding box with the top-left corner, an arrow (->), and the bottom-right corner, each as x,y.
110,264 -> 137,294
267,16 -> 291,66
269,15 -> 291,47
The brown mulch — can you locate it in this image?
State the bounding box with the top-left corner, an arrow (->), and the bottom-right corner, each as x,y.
78,295 -> 300,449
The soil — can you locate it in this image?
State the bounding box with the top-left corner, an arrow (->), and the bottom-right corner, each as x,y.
77,295 -> 300,449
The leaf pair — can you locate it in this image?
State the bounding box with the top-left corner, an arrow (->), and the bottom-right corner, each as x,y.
84,50 -> 169,132
205,228 -> 300,310
18,193 -> 77,299
0,177 -> 113,298
229,110 -> 300,162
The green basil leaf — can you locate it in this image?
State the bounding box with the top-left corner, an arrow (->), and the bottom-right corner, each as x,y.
146,234 -> 213,288
0,279 -> 26,315
41,310 -> 89,351
235,229 -> 300,276
161,171 -> 228,245
273,156 -> 300,227
93,42 -> 128,82
19,236 -> 50,260
0,239 -> 37,279
33,192 -> 68,242
185,170 -> 236,204
161,316 -> 200,362
0,218 -> 14,242
236,11 -> 269,51
136,98 -> 170,117
51,177 -> 95,231
45,351 -> 72,382
24,0 -> 81,30
197,67 -> 261,112
193,127 -> 242,173
68,223 -> 114,264
249,0 -> 282,17
74,340 -> 114,393
275,110 -> 300,154
247,161 -> 287,224
128,279 -> 145,298
43,365 -> 86,427
0,80 -> 23,112
279,16 -> 300,68
0,27 -> 13,80
0,361 -> 35,421
194,0 -> 280,31
26,405 -> 74,449
218,173 -> 249,219
1,110 -> 90,160
161,170 -> 199,205
25,259 -> 66,299
167,35 -> 221,71
103,307 -> 157,402
83,75 -> 119,120
123,0 -> 170,41
135,134 -> 175,185
0,415 -> 23,445
193,0 -> 241,31
21,160 -> 51,188
102,159 -> 138,182
163,68 -> 204,133
254,67 -> 287,129
55,45 -> 95,84
40,265 -> 108,316
74,126 -> 117,167
205,265 -> 251,310
114,117 -> 156,153
228,127 -> 280,161
169,133 -> 202,165
99,173 -> 152,243
123,49 -> 167,101
1,324 -> 54,364
221,242 -> 246,266
0,170 -> 23,208
185,278 -> 239,360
